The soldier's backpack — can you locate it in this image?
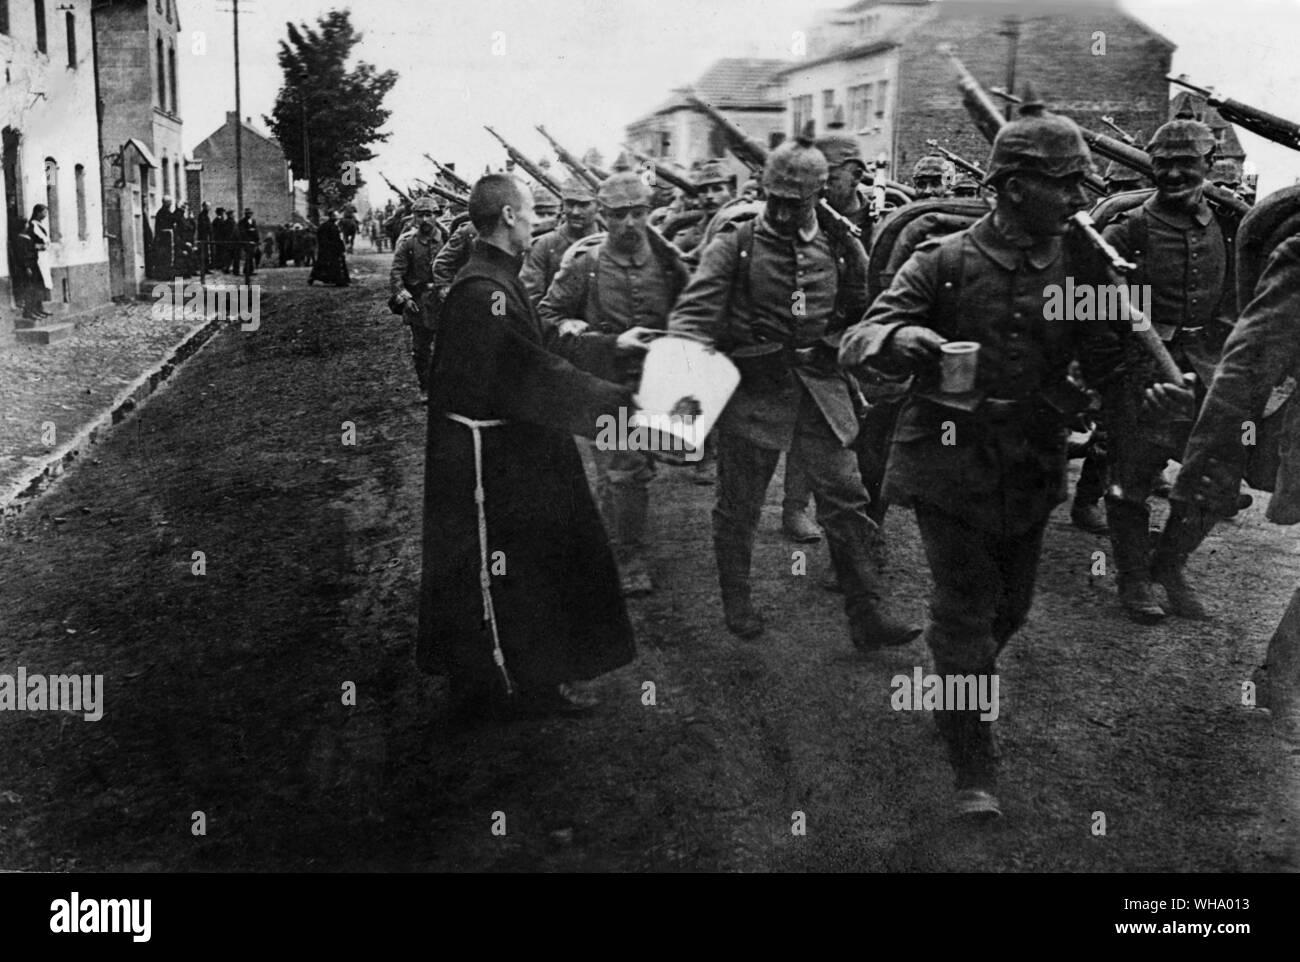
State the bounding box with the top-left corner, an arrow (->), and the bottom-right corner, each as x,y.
865,197 -> 989,303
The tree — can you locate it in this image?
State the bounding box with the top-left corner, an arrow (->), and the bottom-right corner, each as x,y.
265,9 -> 397,223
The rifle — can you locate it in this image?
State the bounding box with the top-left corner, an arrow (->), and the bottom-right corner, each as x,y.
924,139 -> 987,180
938,52 -> 1096,197
684,93 -> 768,170
534,125 -> 602,192
483,127 -> 563,199
1169,75 -> 1300,153
378,171 -> 412,203
422,154 -> 472,194
414,178 -> 469,209
938,45 -> 1010,144
684,92 -> 864,237
1099,115 -> 1138,147
1070,211 -> 1186,386
620,145 -> 699,196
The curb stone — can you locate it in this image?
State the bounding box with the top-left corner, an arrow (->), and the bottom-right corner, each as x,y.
0,310 -> 239,517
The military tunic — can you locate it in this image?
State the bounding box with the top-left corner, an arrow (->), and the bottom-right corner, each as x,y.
390,228 -> 445,388
432,221 -> 477,296
539,230 -> 690,570
1176,233 -> 1300,522
668,213 -> 862,451
1101,194 -> 1233,491
519,222 -> 596,307
667,208 -> 886,631
841,213 -> 1123,670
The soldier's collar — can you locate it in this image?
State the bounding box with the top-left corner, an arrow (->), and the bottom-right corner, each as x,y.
1146,195 -> 1213,229
757,210 -> 820,243
973,214 -> 1061,271
604,237 -> 651,267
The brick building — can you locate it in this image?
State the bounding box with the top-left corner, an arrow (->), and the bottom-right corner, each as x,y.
625,58 -> 789,188
1,0 -> 110,339
94,0 -> 186,296
772,0 -> 1174,185
192,112 -> 296,242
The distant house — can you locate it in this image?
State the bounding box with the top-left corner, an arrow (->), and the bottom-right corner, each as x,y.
192,112 -> 296,239
771,0 -> 1175,185
625,58 -> 789,188
1,0 -> 110,336
94,0 -> 186,295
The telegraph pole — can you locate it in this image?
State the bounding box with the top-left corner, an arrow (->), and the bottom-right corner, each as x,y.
232,0 -> 244,214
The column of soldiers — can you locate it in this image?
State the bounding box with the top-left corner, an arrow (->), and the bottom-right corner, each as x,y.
410,106 -> 1278,819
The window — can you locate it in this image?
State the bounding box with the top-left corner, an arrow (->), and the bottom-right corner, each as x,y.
0,2 -> 10,36
44,157 -> 60,242
162,155 -> 170,199
707,126 -> 729,157
822,89 -> 837,129
35,0 -> 46,54
166,0 -> 172,23
75,164 -> 86,240
791,94 -> 814,138
65,12 -> 76,67
849,83 -> 873,130
174,161 -> 181,204
157,35 -> 166,109
875,80 -> 889,119
168,45 -> 177,113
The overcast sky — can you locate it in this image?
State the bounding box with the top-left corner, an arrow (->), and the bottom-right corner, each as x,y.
176,0 -> 1300,202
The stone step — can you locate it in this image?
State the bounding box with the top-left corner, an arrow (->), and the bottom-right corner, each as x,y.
39,302 -> 70,315
14,322 -> 75,345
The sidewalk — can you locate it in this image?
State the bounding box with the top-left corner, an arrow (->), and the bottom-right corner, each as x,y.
0,261 -> 385,513
0,294 -> 224,512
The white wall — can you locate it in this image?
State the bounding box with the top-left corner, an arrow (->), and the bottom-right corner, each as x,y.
0,0 -> 108,281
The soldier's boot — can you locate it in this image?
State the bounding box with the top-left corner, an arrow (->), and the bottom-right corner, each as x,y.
934,663 -> 1002,819
1106,498 -> 1165,624
826,525 -> 921,651
612,484 -> 654,597
1070,499 -> 1109,535
781,500 -> 822,543
716,535 -> 763,639
1150,503 -> 1211,619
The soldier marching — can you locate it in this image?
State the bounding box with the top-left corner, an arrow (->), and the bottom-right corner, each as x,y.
390,49 -> 1300,823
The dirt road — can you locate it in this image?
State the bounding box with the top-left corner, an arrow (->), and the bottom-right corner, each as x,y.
0,254 -> 1296,871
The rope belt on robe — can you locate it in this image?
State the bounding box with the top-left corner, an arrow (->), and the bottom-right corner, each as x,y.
445,412 -> 514,696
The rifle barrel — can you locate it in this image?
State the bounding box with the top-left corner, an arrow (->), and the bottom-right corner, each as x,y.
1168,76 -> 1300,153
484,127 -> 563,198
620,145 -> 699,196
684,93 -> 767,171
1071,211 -> 1186,386
422,154 -> 471,194
534,125 -> 602,191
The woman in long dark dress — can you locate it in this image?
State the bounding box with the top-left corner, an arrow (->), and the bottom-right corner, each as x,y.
22,205 -> 53,319
308,210 -> 350,286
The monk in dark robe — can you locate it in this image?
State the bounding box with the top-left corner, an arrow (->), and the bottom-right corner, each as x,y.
417,173 -> 659,721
